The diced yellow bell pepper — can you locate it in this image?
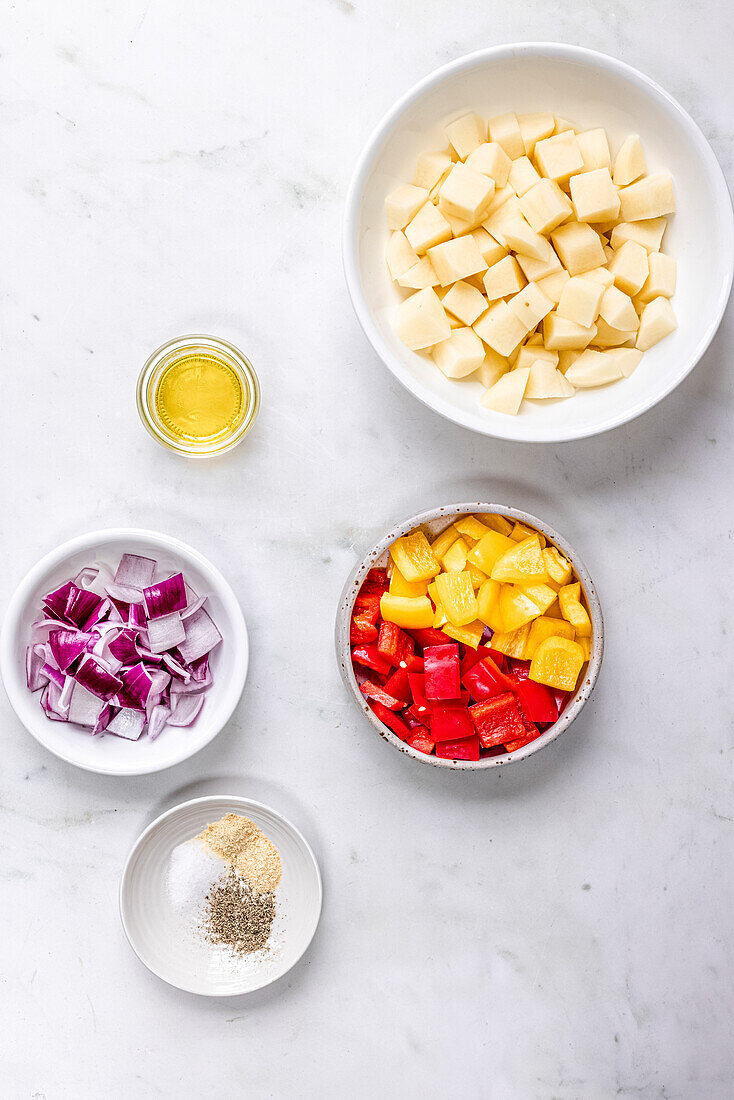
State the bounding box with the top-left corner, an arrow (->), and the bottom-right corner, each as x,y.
543,546 -> 573,590
441,537 -> 470,572
430,524 -> 460,559
499,584 -> 543,632
454,515 -> 491,543
529,636 -> 585,691
389,531 -> 440,583
545,600 -> 563,619
389,566 -> 429,598
379,593 -> 434,629
433,604 -> 447,627
467,530 -> 515,574
434,570 -> 478,627
466,563 -> 487,590
442,619 -> 485,649
525,615 -> 575,659
491,536 -> 549,584
476,579 -> 504,632
476,512 -> 514,537
518,583 -> 557,615
577,636 -> 591,661
558,582 -> 592,637
509,521 -> 545,546
491,622 -> 531,659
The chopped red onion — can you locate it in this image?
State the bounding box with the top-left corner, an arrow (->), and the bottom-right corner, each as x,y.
48,628 -> 94,672
67,682 -> 109,727
107,708 -> 146,740
26,645 -> 50,692
177,607 -> 222,663
147,705 -> 171,741
146,610 -> 186,654
143,573 -> 187,620
168,693 -> 205,726
74,653 -> 123,700
64,586 -> 104,630
114,553 -> 156,590
41,680 -> 68,722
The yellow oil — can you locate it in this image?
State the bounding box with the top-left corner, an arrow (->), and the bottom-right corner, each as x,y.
154,353 -> 245,444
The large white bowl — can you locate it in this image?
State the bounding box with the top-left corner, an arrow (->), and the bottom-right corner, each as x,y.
343,44 -> 733,442
0,529 -> 248,775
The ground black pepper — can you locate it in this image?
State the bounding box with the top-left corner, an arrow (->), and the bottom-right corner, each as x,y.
202,870 -> 275,955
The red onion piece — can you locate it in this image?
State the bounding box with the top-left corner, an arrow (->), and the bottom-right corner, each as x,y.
146,611 -> 186,654
177,607 -> 222,663
143,573 -> 187,620
41,680 -> 68,722
67,682 -> 109,727
26,645 -> 50,692
147,704 -> 170,741
114,553 -> 156,590
73,653 -> 123,700
49,629 -> 95,672
168,693 -> 205,726
107,708 -> 146,740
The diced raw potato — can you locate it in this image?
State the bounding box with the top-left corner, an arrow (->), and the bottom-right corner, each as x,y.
385,184 -> 430,230
397,257 -> 439,289
445,113 -> 485,160
386,231 -> 419,280
637,252 -> 676,302
564,349 -> 624,388
482,195 -> 522,246
501,215 -> 549,261
610,218 -> 667,253
576,128 -> 611,172
551,222 -> 606,275
465,142 -> 512,186
603,347 -> 643,377
536,268 -> 571,304
525,360 -> 575,399
482,255 -> 526,301
553,117 -> 577,134
515,238 -> 563,281
413,150 -> 453,191
470,227 -> 507,266
438,163 -> 495,222
534,132 -> 584,182
479,366 -> 530,414
508,282 -> 555,331
543,313 -> 597,350
473,300 -> 528,355
556,276 -> 604,327
508,156 -> 541,196
482,183 -> 516,218
599,285 -> 639,332
583,265 -> 614,287
427,236 -> 488,286
428,165 -> 454,203
603,244 -> 615,263
619,172 -> 676,221
557,349 -> 583,374
593,317 -> 636,347
432,326 -> 486,378
477,349 -> 510,388
519,179 -> 573,235
613,134 -> 647,186
394,287 -> 451,350
405,203 -> 453,254
607,239 -> 649,296
518,113 -> 555,155
487,112 -> 524,159
569,167 -> 620,223
442,280 -> 489,325
515,345 -> 558,370
636,296 -> 678,350
443,207 -> 496,237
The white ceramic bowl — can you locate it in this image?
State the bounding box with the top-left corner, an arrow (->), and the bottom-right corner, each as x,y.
120,795 -> 322,996
335,503 -> 603,769
343,44 -> 733,442
0,529 -> 248,775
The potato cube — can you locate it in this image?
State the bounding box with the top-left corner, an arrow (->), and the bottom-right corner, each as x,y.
427,165 -> 454,203
551,222 -> 606,275
603,347 -> 643,378
394,287 -> 451,350
482,194 -> 522,246
569,168 -> 620,223
553,117 -> 577,134
397,257 -> 439,290
405,202 -> 453,254
465,142 -> 512,186
593,317 -> 637,347
442,280 -> 489,325
610,218 -> 667,253
413,150 -> 453,191
564,349 -> 624,388
525,360 -> 575,399
536,268 -> 571,304
473,300 -> 528,356
487,112 -> 524,159
508,156 -> 541,196
556,276 -> 604,327
636,296 -> 677,350
613,134 -> 647,186
386,230 -> 419,280
427,236 -> 488,286
477,349 -> 510,389
438,162 -> 495,222
482,255 -> 526,301
637,252 -> 676,303
599,285 -> 639,332
557,349 -> 583,374
482,183 -> 516,219
470,227 -> 507,267
619,172 -> 676,221
385,184 -> 430,230
445,113 -> 485,160
508,282 -> 555,331
519,178 -> 573,235
479,366 -> 530,415
607,239 -> 649,296
583,265 -> 614,287
534,132 -> 584,182
518,113 -> 555,155
432,326 -> 486,378
576,128 -> 611,172
442,207 -> 492,237
501,214 -> 548,261
515,238 -> 563,282
515,344 -> 558,370
543,313 -> 597,350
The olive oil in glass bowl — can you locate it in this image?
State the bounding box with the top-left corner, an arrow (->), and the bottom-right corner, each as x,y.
137,335 -> 260,457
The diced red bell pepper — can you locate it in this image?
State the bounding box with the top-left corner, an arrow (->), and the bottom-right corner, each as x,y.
461,644 -> 508,677
351,644 -> 392,677
360,568 -> 389,595
407,671 -> 429,709
462,654 -> 513,702
505,730 -> 542,753
359,680 -> 403,711
554,689 -> 570,714
408,627 -> 453,651
350,615 -> 378,645
403,710 -> 423,729
369,701 -> 410,741
353,592 -> 381,626
377,622 -> 413,667
402,654 -> 424,673
405,702 -> 431,727
406,727 -> 435,755
507,658 -> 531,679
507,675 -> 558,724
469,692 -> 527,748
424,643 -> 461,700
435,734 -> 480,761
383,666 -> 413,706
430,699 -> 474,743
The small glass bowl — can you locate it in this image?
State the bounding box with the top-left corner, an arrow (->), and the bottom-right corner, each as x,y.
136,334 -> 260,457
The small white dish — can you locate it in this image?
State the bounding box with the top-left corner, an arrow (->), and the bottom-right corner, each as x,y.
343,43 -> 734,442
120,795 -> 322,996
0,528 -> 248,775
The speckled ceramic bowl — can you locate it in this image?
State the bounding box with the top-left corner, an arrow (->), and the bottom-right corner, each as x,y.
335,503 -> 604,769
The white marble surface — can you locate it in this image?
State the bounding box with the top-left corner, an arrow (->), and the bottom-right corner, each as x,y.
1,2 -> 733,1097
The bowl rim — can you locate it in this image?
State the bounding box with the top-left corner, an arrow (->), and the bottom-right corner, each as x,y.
0,527 -> 248,776
335,502 -> 604,769
119,794 -> 323,997
343,42 -> 734,443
